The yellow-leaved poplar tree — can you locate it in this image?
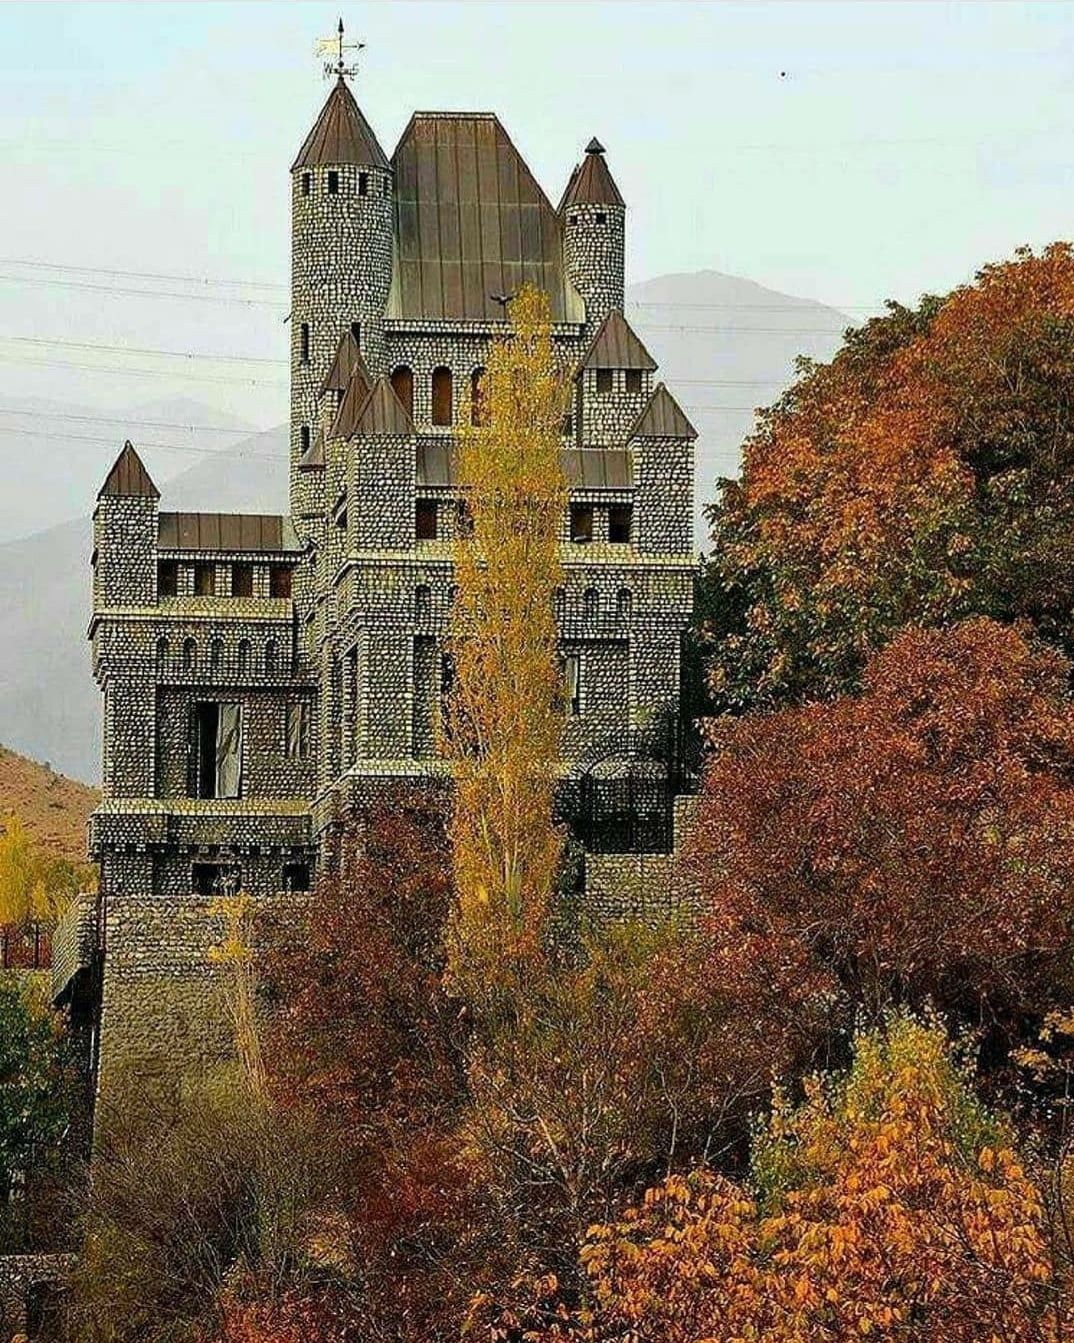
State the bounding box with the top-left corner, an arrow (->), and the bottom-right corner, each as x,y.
446,285 -> 568,1005
0,814 -> 80,928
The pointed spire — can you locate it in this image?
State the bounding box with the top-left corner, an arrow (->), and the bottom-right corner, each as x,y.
98,440 -> 159,500
630,384 -> 698,441
560,137 -> 624,210
352,377 -> 415,438
291,77 -> 389,171
581,311 -> 657,372
331,362 -> 382,438
321,329 -> 373,398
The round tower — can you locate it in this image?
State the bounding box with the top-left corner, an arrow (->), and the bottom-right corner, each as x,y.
290,74 -> 394,508
561,138 -> 626,333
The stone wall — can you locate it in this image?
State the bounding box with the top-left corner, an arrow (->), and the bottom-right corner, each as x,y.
0,1254 -> 75,1343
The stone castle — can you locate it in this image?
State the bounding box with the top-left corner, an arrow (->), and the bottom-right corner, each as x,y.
69,73 -> 697,1103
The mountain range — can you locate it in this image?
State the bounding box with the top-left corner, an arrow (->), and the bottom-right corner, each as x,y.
0,271 -> 850,783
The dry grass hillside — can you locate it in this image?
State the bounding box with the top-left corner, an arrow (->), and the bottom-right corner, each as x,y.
0,744 -> 98,862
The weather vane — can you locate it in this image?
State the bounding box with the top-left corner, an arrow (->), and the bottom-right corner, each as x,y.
314,17 -> 364,81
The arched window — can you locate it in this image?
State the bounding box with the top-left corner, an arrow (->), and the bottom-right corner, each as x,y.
237,639 -> 250,676
431,366 -> 453,426
583,588 -> 600,621
156,637 -> 169,675
470,366 -> 486,426
182,637 -> 197,673
210,637 -> 224,675
390,366 -> 414,419
616,587 -> 632,621
265,640 -> 278,678
415,584 -> 431,621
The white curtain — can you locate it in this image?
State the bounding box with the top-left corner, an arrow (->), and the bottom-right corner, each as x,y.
215,702 -> 243,799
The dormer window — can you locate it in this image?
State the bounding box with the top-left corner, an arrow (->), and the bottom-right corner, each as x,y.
327,170 -> 339,195
301,172 -> 311,197
358,172 -> 369,196
596,368 -> 613,395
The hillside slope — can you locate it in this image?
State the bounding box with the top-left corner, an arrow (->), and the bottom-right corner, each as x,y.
0,744 -> 98,862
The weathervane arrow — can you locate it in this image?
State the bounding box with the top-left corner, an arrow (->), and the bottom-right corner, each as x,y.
314,17 -> 364,81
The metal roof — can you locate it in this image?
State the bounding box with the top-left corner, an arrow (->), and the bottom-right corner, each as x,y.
321,330 -> 372,397
560,139 -> 624,210
157,513 -> 302,553
581,310 -> 658,371
416,442 -> 632,490
352,377 -> 416,437
630,383 -> 698,441
298,424 -> 325,471
389,113 -> 584,323
98,441 -> 159,501
291,77 -> 390,171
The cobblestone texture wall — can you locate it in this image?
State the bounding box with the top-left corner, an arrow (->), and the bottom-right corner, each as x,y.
564,202 -> 626,332
0,1254 -> 75,1343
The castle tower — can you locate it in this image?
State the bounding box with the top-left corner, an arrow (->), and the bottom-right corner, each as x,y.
561,138 -> 626,331
290,75 -> 393,516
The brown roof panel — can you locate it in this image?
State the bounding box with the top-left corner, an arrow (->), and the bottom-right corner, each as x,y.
291,77 -> 389,171
390,113 -> 583,323
331,363 -> 377,438
321,330 -> 372,397
299,424 -> 325,471
581,310 -> 658,371
630,383 -> 698,441
561,449 -> 633,489
98,440 -> 159,500
157,513 -> 302,553
561,138 -> 625,209
353,377 -> 416,437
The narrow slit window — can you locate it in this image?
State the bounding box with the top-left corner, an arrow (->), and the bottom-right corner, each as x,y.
157,560 -> 178,598
327,170 -> 339,195
300,323 -> 310,365
301,172 -> 311,197
470,367 -> 486,426
285,700 -> 310,761
300,425 -> 310,454
609,504 -> 633,544
358,172 -> 369,196
431,367 -> 453,426
415,501 -> 438,541
563,654 -> 581,717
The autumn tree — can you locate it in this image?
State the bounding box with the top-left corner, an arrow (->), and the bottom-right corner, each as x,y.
0,813 -> 84,928
686,619 -> 1074,1057
569,1014 -> 1067,1343
446,284 -> 568,1009
704,243 -> 1074,710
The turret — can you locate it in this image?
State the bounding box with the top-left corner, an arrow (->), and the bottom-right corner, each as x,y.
290,76 -> 393,517
560,138 -> 626,332
93,440 -> 159,609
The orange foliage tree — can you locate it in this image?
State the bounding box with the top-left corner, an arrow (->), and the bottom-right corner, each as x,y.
686,619 -> 1074,1048
705,243 -> 1074,709
569,1014 -> 1068,1343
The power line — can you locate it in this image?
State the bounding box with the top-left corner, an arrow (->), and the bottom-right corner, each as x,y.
0,406 -> 263,436
0,273 -> 285,308
0,423 -> 284,459
0,335 -> 285,366
0,256 -> 287,292
0,351 -> 287,387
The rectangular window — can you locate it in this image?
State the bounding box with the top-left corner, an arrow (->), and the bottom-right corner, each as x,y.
608,504 -> 633,544
625,369 -> 643,395
327,170 -> 339,195
269,564 -> 293,599
596,368 -> 613,394
570,503 -> 594,544
190,702 -> 242,800
301,172 -> 311,197
157,560 -> 178,598
192,862 -> 241,897
283,861 -> 312,893
415,500 -> 438,540
285,700 -> 310,761
563,653 -> 581,717
300,425 -> 310,453
358,171 -> 369,196
231,562 -> 253,598
194,562 -> 216,597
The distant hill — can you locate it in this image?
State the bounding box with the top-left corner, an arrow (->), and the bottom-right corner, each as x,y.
0,271 -> 850,782
0,744 -> 98,862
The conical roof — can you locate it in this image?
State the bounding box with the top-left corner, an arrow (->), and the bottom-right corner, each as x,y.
630,383 -> 697,441
298,424 -> 325,471
98,440 -> 159,500
321,329 -> 373,398
291,77 -> 389,171
581,310 -> 657,371
352,377 -> 416,437
560,137 -> 624,210
331,363 -> 379,439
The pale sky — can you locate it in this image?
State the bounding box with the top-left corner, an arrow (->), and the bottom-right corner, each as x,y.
1,1 -> 1073,431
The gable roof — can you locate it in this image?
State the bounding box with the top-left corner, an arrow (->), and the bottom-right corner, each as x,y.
560,138 -> 624,210
630,383 -> 697,441
321,329 -> 373,398
581,310 -> 657,371
98,440 -> 159,500
291,77 -> 390,171
389,112 -> 584,323
352,376 -> 416,438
